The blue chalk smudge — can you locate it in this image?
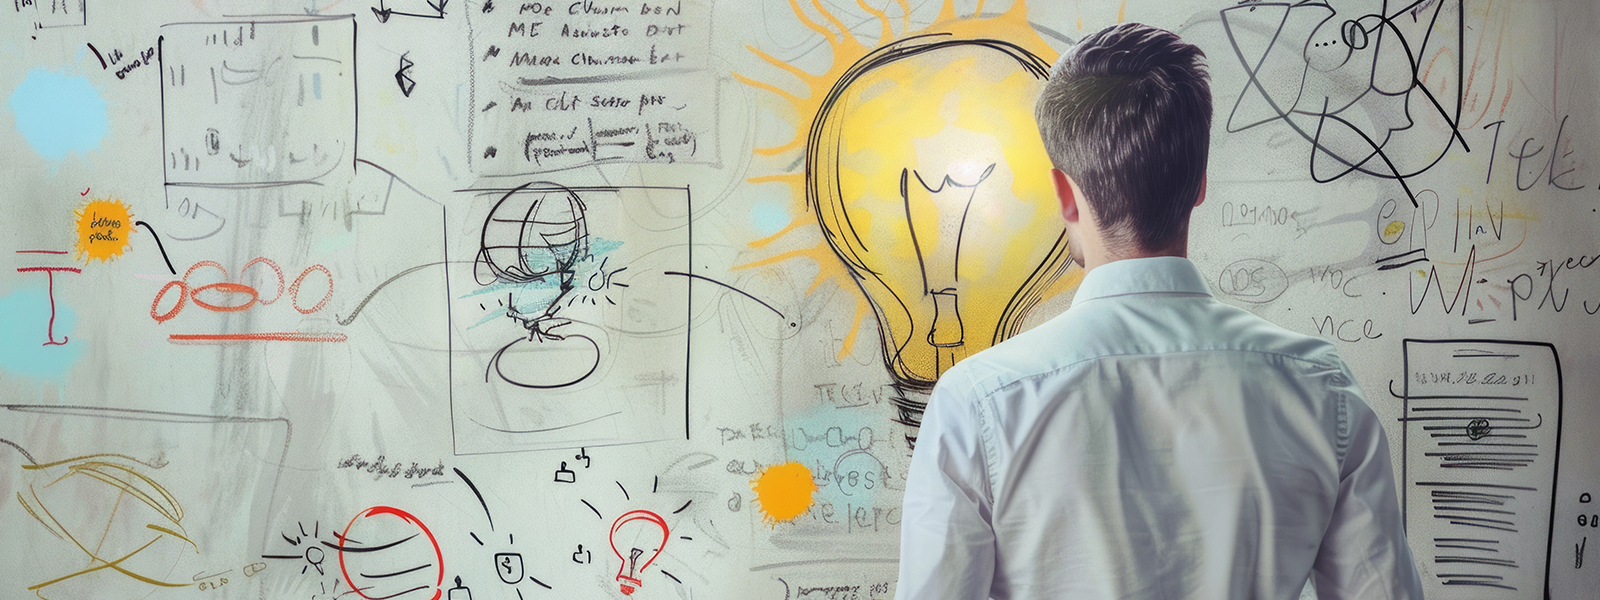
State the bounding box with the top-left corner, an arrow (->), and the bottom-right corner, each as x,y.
750,201 -> 791,237
0,287 -> 84,381
8,69 -> 108,161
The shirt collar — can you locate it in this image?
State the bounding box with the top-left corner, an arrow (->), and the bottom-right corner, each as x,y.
1074,256 -> 1213,301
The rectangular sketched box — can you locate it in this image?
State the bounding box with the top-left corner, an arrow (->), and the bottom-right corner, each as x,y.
159,15 -> 356,190
447,185 -> 691,455
1400,339 -> 1563,597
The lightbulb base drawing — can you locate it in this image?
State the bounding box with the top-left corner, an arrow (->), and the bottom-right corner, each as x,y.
617,575 -> 641,596
927,289 -> 963,347
890,383 -> 933,448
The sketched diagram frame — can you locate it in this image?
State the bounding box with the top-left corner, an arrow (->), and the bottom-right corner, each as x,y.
473,183 -> 601,390
1219,0 -> 1470,206
446,183 -> 692,455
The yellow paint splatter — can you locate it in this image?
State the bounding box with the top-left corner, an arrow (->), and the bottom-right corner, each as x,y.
74,198 -> 135,263
1382,220 -> 1406,243
751,462 -> 817,524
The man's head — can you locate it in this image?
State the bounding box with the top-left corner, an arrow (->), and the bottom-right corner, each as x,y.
1035,23 -> 1212,264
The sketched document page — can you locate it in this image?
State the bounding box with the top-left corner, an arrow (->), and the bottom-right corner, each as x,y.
1401,340 -> 1563,597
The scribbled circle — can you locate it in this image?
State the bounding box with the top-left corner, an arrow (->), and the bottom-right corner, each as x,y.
1342,19 -> 1370,50
338,507 -> 444,600
476,185 -> 589,289
240,257 -> 286,304
190,282 -> 259,312
1466,418 -> 1492,440
151,280 -> 188,323
1216,259 -> 1289,304
290,265 -> 334,314
490,331 -> 601,389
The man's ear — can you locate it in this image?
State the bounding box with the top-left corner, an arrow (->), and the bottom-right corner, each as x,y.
1194,174 -> 1208,208
1052,168 -> 1081,223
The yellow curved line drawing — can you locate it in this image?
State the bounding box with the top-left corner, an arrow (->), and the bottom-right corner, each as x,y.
15,454 -> 197,597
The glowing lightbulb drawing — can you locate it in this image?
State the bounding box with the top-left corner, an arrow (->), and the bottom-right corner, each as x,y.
807,35 -> 1076,444
607,510 -> 668,596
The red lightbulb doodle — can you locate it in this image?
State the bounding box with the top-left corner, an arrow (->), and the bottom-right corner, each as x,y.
609,510 -> 669,596
338,506 -> 445,600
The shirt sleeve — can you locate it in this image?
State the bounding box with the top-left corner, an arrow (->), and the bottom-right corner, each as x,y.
895,374 -> 997,600
1310,380 -> 1426,599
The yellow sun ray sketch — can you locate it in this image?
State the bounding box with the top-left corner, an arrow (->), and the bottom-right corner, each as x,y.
737,1 -> 1083,443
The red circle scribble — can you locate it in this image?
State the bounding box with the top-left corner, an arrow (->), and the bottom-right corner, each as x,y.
151,280 -> 188,323
240,257 -> 285,305
290,264 -> 334,314
190,282 -> 259,312
338,506 -> 444,600
184,260 -> 228,286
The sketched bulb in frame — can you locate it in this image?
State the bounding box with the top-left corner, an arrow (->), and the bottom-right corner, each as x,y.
807,35 -> 1075,440
475,183 -> 590,317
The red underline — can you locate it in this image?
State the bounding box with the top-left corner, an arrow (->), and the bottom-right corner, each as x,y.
17,267 -> 82,273
167,332 -> 348,344
16,250 -> 69,254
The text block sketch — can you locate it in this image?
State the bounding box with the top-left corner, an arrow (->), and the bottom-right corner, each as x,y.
1401,340 -> 1563,597
447,185 -> 691,454
466,0 -> 716,174
159,16 -> 355,190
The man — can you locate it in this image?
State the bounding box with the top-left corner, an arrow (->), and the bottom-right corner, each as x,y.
895,23 -> 1424,599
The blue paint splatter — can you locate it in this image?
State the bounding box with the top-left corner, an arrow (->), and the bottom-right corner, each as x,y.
784,411 -> 889,506
460,238 -> 627,330
8,69 -> 108,161
313,72 -> 322,100
0,287 -> 84,381
750,201 -> 791,237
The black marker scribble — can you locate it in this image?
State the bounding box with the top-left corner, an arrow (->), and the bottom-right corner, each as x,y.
1219,0 -> 1470,206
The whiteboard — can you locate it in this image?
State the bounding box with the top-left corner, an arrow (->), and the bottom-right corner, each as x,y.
2,1 -> 1596,599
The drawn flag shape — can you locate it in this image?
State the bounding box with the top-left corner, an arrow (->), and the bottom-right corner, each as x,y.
396,54 -> 417,97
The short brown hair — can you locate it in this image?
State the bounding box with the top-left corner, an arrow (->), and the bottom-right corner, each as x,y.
1035,23 -> 1212,253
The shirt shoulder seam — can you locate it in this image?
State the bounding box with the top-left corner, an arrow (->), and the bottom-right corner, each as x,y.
969,346 -> 1344,398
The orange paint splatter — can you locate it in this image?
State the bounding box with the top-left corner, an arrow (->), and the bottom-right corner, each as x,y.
751,462 -> 817,524
74,198 -> 135,263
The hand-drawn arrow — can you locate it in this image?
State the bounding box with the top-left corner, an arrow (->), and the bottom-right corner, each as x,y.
372,0 -> 447,23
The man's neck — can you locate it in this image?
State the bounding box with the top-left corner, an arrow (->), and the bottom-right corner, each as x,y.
1080,240 -> 1188,274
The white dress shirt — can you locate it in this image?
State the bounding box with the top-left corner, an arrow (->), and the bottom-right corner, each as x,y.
896,257 -> 1424,599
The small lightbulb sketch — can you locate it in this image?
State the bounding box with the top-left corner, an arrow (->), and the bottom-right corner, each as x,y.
474,183 -> 603,389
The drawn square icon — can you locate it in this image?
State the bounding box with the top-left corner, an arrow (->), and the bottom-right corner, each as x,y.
493,553 -> 524,584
